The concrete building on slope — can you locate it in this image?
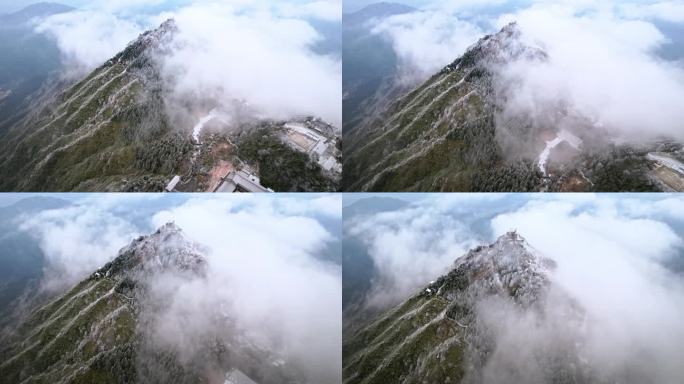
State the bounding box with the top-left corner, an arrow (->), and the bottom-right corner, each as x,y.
213,170 -> 274,193
224,369 -> 259,384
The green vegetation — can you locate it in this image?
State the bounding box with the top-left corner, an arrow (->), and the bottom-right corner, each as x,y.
134,134 -> 193,174
237,127 -> 338,192
0,277 -> 136,384
342,54 -> 524,192
343,85 -> 540,192
581,146 -> 659,192
0,29 -> 191,192
343,293 -> 466,384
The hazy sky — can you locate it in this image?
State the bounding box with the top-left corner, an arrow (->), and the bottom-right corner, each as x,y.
0,0 -> 227,13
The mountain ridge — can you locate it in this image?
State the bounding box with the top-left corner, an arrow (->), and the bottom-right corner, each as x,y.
0,3 -> 75,25
0,18 -> 341,192
0,222 -> 302,384
343,22 -> 682,192
343,231 -> 589,384
343,22 -> 541,192
0,18 -> 188,192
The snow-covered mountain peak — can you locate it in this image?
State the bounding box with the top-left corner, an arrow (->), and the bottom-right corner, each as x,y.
429,232 -> 556,306
102,222 -> 207,277
144,18 -> 178,45
441,21 -> 546,75
104,18 -> 178,67
456,231 -> 554,273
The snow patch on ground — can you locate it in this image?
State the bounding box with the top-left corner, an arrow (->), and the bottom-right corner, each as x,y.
538,137 -> 563,176
192,110 -> 217,143
538,130 -> 582,176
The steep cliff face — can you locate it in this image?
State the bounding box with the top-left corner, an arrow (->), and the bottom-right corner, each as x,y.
343,232 -> 592,384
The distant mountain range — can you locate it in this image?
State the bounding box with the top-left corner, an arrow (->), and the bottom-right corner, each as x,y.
0,2 -> 74,25
0,196 -> 72,328
343,2 -> 414,25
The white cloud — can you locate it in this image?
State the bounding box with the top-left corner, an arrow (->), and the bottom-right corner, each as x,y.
276,194 -> 343,218
620,1 -> 684,23
372,10 -> 485,83
149,195 -> 341,383
76,192 -> 166,209
278,0 -> 342,22
490,196 -> 684,382
35,10 -> 146,74
348,204 -> 481,308
425,0 -> 507,13
18,204 -> 139,291
619,195 -> 684,219
162,1 -> 342,126
34,0 -> 342,127
495,5 -> 684,141
15,194 -> 341,383
370,0 -> 684,141
347,194 -> 684,382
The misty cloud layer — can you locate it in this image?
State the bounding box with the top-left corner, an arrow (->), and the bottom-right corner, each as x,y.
34,0 -> 342,127
371,11 -> 484,83
369,0 -> 684,141
490,196 -> 684,382
496,4 -> 684,142
34,10 -> 143,73
346,196 -> 498,308
150,196 -> 341,383
346,194 -> 684,382
15,194 -> 342,384
19,203 -> 140,291
160,2 -> 342,126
